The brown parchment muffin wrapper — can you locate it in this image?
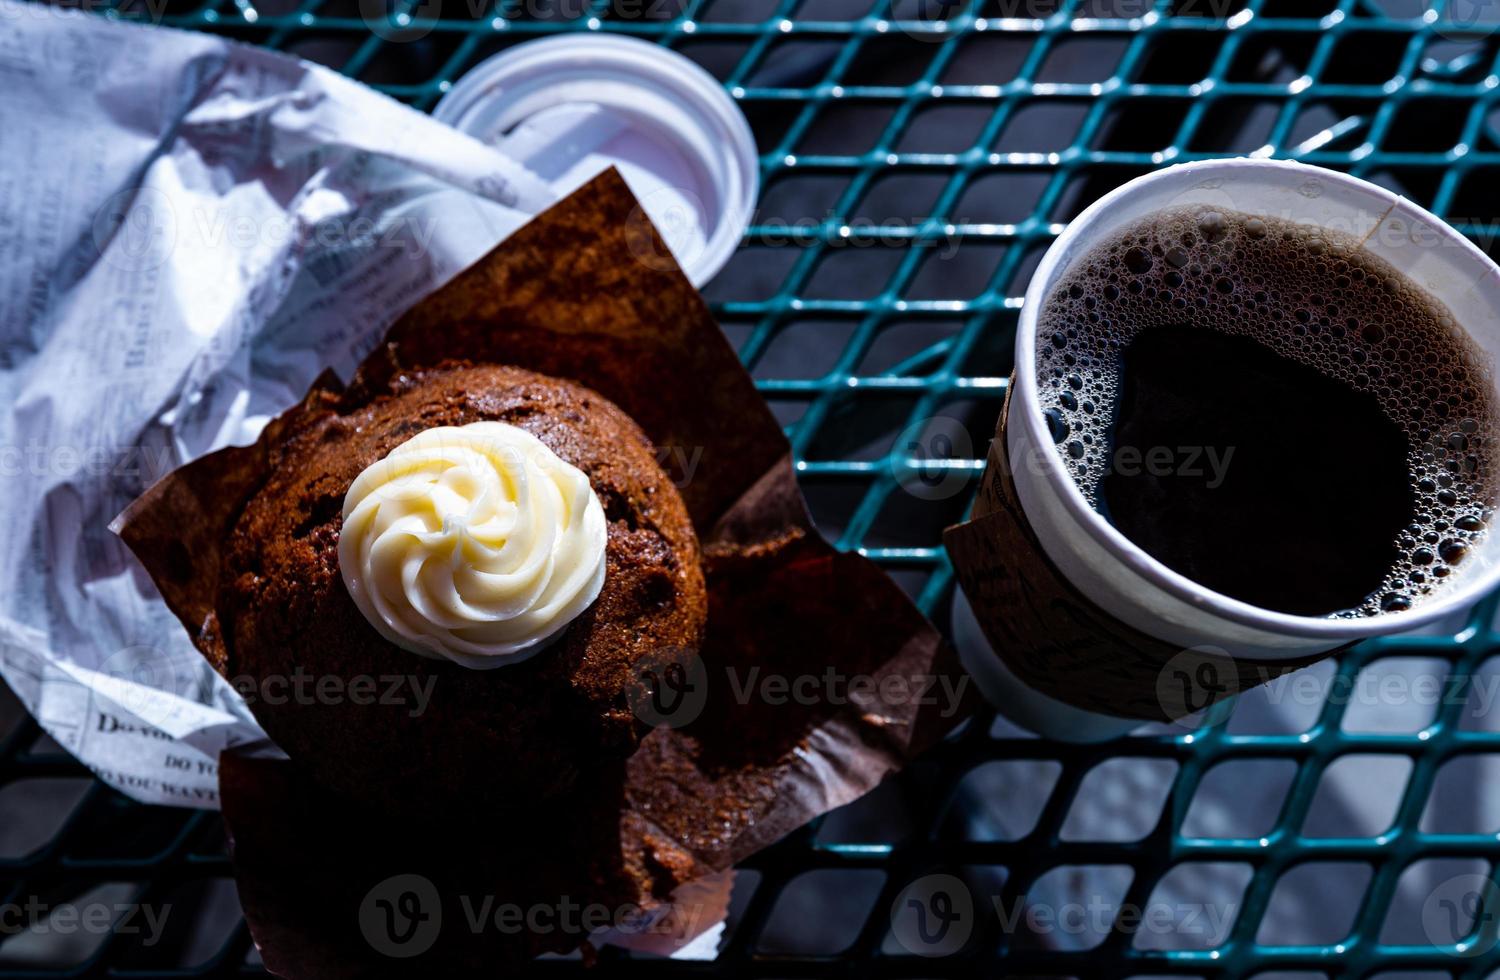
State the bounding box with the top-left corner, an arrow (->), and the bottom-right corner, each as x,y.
113,170 -> 976,976
944,382 -> 1334,723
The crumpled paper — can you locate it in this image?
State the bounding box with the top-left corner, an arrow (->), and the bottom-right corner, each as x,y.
0,0 -> 554,807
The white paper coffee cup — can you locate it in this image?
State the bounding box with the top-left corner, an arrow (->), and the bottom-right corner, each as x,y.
951,158 -> 1500,740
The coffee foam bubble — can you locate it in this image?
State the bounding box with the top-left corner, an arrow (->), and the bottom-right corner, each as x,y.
1036,206 -> 1500,618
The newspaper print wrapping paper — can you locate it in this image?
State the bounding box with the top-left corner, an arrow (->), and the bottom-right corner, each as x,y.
0,0 -> 555,808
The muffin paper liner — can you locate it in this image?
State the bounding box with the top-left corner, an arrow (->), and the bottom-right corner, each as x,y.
113,170 -> 976,975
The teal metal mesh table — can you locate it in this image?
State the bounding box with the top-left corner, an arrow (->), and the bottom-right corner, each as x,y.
6,0 -> 1500,976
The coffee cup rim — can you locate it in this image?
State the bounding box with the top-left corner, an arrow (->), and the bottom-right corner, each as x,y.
1014,157 -> 1500,641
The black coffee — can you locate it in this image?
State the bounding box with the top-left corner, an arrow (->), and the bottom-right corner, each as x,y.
1036,207 -> 1500,618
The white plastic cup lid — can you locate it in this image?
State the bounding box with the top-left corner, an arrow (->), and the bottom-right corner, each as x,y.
433,34 -> 759,287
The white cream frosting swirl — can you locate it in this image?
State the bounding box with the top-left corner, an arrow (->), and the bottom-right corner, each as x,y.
338,421 -> 608,668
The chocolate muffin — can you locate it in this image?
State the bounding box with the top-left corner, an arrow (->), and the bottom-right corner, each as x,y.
217,362 -> 706,814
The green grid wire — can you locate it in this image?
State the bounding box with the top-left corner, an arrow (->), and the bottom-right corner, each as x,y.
6,0 -> 1500,976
